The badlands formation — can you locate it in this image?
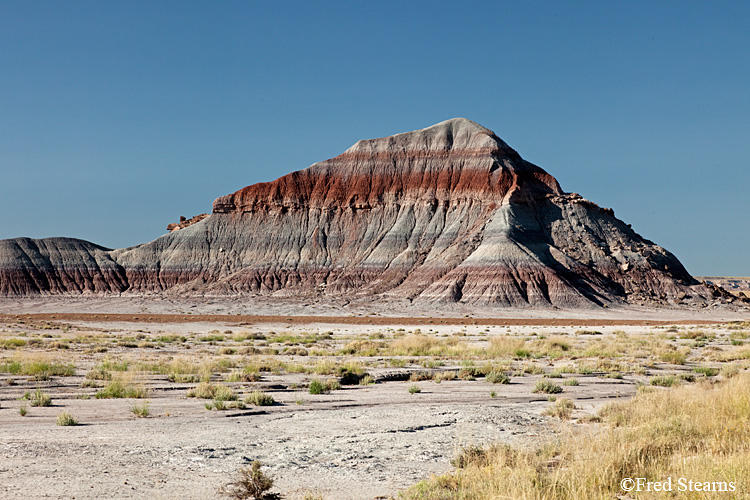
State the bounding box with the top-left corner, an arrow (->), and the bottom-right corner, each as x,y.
0,118 -> 733,310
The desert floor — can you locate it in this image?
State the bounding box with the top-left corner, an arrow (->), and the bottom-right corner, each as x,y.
1,299 -> 748,499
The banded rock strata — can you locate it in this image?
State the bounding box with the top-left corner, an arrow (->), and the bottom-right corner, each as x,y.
0,118 -> 717,308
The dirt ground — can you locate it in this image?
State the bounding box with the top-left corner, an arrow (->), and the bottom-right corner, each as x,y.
0,300 -> 748,499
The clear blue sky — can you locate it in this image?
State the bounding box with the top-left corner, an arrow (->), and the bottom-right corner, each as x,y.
1,1 -> 748,276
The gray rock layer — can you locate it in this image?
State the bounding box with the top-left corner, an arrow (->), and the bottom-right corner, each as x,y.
0,118 -> 706,308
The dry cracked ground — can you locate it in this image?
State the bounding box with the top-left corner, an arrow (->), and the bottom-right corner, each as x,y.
1,311 -> 749,499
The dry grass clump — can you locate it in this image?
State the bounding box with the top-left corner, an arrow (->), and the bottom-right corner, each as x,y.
650,374 -> 676,387
543,397 -> 577,419
56,411 -> 79,426
130,401 -> 150,417
339,339 -> 383,356
533,380 -> 563,394
23,388 -> 52,407
219,460 -> 279,499
402,373 -> 750,500
244,391 -> 275,407
389,335 -> 466,357
0,356 -> 75,379
486,336 -> 528,358
485,371 -> 510,384
308,378 -> 340,394
96,378 -> 149,399
187,382 -> 237,401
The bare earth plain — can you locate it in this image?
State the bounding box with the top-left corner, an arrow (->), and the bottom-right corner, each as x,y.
1,298 -> 749,499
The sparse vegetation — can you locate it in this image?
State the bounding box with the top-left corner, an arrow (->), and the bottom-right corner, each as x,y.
130,402 -> 150,417
24,388 -> 52,407
56,411 -> 79,426
403,373 -> 750,500
219,461 -> 278,500
543,397 -> 576,419
308,378 -> 340,394
650,374 -> 676,387
187,382 -> 237,401
96,379 -> 149,399
532,380 -> 563,394
485,371 -> 510,384
244,391 -> 275,407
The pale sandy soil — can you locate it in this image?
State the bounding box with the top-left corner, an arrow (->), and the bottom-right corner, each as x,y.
1,295 -> 748,321
0,298 -> 748,499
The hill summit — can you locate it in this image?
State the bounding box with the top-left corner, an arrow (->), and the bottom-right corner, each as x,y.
0,118 -> 718,308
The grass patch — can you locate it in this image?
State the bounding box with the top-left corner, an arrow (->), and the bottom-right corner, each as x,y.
650,375 -> 676,387
308,378 -> 340,394
187,382 -> 237,401
693,365 -> 718,377
244,391 -> 275,406
0,358 -> 75,378
403,373 -> 750,500
23,388 -> 52,407
532,380 -> 563,394
96,379 -> 149,399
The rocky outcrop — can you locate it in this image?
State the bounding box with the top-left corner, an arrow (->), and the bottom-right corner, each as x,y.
0,118 -> 717,308
167,213 -> 210,233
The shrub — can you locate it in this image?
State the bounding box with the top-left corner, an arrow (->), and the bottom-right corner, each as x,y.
433,371 -> 457,383
533,380 -> 563,394
130,402 -> 150,417
56,412 -> 79,426
308,378 -> 339,395
650,375 -> 676,387
485,372 -> 510,384
19,404 -> 28,416
543,398 -> 577,419
308,379 -> 326,395
721,364 -> 740,378
659,350 -> 687,365
207,400 -> 245,411
523,364 -> 545,375
408,384 -> 421,394
96,380 -> 149,399
245,391 -> 275,407
693,366 -> 718,377
563,377 -> 580,386
359,375 -> 375,385
86,366 -> 112,381
219,461 -> 278,500
187,382 -> 237,401
28,388 -> 52,407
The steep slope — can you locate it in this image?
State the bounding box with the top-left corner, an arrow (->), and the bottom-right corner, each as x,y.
0,118 -> 711,308
0,238 -> 127,295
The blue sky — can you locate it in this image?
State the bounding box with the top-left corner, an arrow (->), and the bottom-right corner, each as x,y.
1,1 -> 748,275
